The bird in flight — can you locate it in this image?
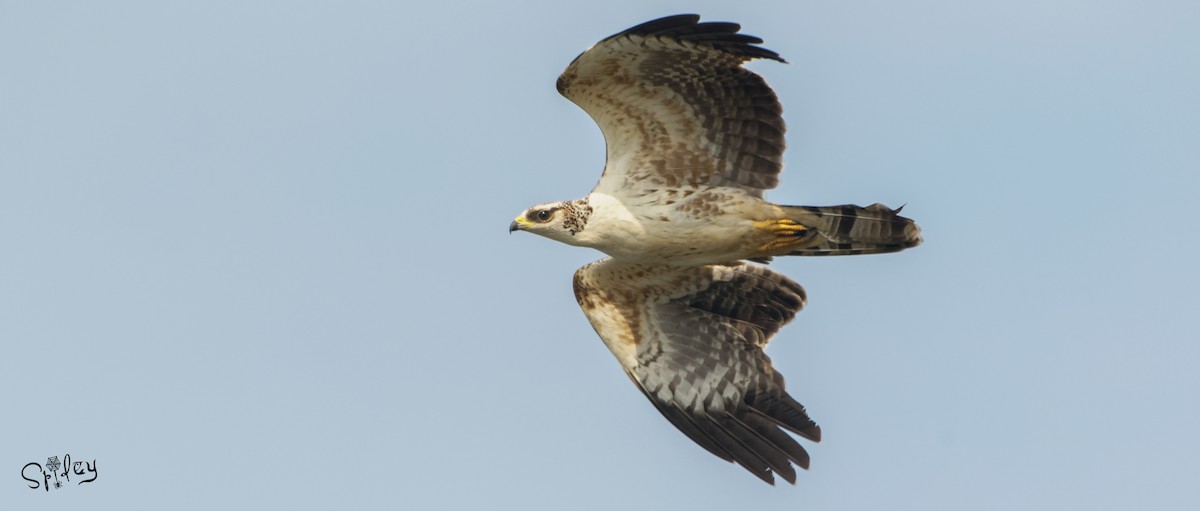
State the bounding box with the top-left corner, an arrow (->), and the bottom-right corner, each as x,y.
510,14 -> 922,485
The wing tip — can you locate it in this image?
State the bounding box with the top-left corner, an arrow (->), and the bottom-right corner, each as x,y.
604,13 -> 785,63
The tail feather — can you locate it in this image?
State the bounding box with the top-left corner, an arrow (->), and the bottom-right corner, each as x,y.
782,203 -> 922,256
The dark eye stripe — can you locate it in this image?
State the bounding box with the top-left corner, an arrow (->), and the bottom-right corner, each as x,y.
531,207 -> 559,223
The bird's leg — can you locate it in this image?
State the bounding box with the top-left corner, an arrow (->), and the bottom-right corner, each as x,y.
753,219 -> 819,253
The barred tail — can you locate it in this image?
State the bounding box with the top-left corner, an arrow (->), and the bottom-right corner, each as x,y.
782,203 -> 922,256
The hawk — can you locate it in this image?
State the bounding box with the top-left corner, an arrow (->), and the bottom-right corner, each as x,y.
510,14 -> 922,485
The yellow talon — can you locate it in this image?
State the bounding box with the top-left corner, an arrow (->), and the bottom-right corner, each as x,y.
754,219 -> 808,236
754,219 -> 815,253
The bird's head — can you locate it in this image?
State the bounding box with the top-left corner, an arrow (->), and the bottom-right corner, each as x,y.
510,199 -> 591,244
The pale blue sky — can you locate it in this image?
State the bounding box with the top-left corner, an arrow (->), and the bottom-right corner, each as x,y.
3,1 -> 1198,509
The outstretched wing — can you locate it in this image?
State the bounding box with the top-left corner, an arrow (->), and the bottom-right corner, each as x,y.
557,14 -> 787,197
573,259 -> 821,485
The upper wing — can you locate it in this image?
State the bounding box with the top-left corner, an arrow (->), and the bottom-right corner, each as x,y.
573,259 -> 820,485
557,14 -> 787,197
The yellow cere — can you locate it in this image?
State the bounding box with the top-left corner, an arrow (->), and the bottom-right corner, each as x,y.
514,215 -> 534,227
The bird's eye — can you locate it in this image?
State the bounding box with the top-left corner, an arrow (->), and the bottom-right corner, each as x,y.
536,210 -> 552,222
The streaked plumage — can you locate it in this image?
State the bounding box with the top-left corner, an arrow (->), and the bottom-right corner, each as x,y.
511,14 -> 922,485
573,260 -> 819,484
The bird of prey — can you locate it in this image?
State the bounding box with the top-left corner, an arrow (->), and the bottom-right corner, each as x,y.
510,14 -> 922,485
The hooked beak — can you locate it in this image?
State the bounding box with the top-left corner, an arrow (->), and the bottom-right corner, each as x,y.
509,214 -> 530,234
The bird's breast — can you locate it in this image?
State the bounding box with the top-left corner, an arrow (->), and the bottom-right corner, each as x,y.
581,191 -> 765,265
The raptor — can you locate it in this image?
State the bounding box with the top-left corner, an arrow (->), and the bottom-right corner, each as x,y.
510,14 -> 922,485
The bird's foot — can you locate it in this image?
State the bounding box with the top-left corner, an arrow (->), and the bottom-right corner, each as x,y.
753,219 -> 817,252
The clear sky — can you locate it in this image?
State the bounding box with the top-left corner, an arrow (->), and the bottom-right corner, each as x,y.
2,0 -> 1198,509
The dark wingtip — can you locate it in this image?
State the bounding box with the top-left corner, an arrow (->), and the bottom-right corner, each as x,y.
618,14 -> 702,36
606,14 -> 784,63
